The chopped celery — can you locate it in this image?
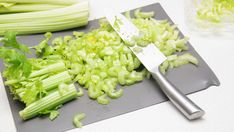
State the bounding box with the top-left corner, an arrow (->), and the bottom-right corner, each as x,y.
97,94 -> 110,105
33,9 -> 197,104
73,113 -> 86,128
49,110 -> 59,121
33,32 -> 52,56
160,54 -> 198,74
196,0 -> 234,23
107,89 -> 123,99
133,46 -> 143,53
77,88 -> 84,97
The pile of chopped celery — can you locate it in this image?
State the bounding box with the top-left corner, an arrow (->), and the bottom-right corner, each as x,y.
127,9 -> 198,74
0,0 -> 89,35
0,9 -> 198,121
195,0 -> 234,23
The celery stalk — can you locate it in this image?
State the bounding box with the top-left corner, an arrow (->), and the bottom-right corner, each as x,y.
19,83 -> 78,120
0,2 -> 88,23
16,71 -> 72,99
0,1 -> 89,35
42,71 -> 72,91
4,62 -> 67,85
0,0 -> 85,5
0,13 -> 88,26
0,19 -> 88,35
29,62 -> 66,78
0,4 -> 66,13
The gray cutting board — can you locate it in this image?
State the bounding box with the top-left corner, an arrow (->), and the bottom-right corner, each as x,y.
0,3 -> 220,132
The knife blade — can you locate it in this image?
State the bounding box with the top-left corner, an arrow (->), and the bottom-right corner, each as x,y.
106,13 -> 205,120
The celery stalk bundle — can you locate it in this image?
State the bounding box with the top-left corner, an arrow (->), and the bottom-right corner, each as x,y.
0,0 -> 89,35
0,32 -> 79,121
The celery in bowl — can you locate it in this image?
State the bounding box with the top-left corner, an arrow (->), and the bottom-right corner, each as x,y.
184,0 -> 234,33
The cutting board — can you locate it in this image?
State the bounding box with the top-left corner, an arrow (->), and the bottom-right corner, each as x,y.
0,3 -> 220,132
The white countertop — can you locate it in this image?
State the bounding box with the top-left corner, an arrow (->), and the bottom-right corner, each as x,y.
1,0 -> 234,132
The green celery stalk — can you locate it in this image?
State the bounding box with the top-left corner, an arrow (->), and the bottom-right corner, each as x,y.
0,14 -> 88,27
0,19 -> 88,35
19,83 -> 78,120
4,62 -> 67,85
29,62 -> 66,78
42,71 -> 72,91
16,71 -> 72,99
0,2 -> 88,23
0,0 -> 85,5
0,1 -> 89,35
0,4 -> 66,13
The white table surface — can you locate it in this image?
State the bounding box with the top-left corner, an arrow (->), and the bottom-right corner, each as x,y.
1,0 -> 234,132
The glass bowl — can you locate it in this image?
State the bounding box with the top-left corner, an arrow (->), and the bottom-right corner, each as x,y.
184,0 -> 234,33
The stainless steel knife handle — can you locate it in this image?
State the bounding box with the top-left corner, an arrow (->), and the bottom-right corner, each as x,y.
151,68 -> 205,120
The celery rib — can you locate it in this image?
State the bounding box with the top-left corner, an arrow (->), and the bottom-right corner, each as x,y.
30,62 -> 66,78
0,0 -> 85,5
42,71 -> 72,91
0,2 -> 88,23
0,1 -> 89,35
19,84 -> 78,120
0,4 -> 66,13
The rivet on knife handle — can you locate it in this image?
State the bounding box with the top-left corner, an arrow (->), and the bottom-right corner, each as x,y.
151,68 -> 205,120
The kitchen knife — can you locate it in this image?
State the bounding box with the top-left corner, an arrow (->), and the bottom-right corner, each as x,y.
106,13 -> 205,120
